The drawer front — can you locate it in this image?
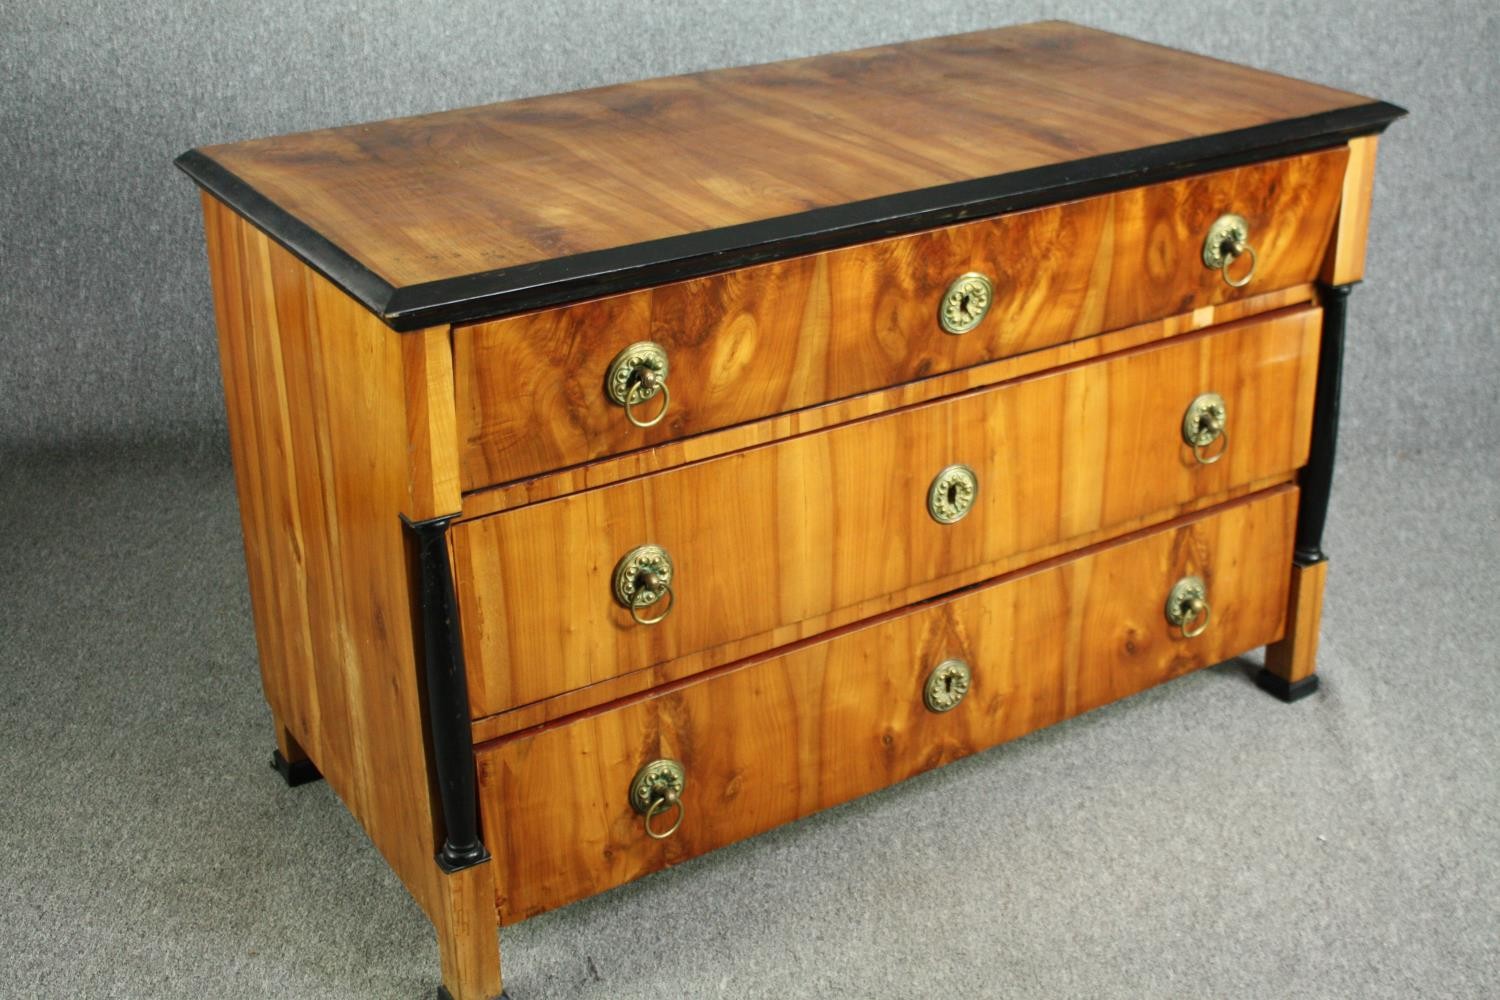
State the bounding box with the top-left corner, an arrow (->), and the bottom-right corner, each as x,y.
455,148 -> 1347,490
452,308 -> 1318,718
478,487 -> 1297,924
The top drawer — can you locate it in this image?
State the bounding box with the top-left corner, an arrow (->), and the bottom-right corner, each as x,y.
455,147 -> 1347,490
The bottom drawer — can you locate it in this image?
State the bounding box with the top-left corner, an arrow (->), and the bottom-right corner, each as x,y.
477,487 -> 1297,924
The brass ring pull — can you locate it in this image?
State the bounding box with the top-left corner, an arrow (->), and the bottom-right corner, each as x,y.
623,372 -> 671,428
629,579 -> 674,626
1220,241 -> 1258,288
606,341 -> 670,429
630,759 -> 687,841
1180,596 -> 1211,638
613,544 -> 675,626
1202,213 -> 1257,289
1182,392 -> 1229,466
643,786 -> 685,840
1165,576 -> 1212,639
1193,418 -> 1229,465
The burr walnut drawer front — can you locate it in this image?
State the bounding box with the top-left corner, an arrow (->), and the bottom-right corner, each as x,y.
453,148 -> 1347,490
476,486 -> 1298,923
450,307 -> 1320,719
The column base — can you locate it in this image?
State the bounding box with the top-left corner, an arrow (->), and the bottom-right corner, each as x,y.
270,748 -> 323,787
1255,668 -> 1320,703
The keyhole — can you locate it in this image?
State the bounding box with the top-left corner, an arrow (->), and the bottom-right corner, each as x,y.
944,673 -> 956,695
947,481 -> 961,507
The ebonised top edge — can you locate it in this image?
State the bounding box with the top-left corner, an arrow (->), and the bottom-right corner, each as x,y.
177,100 -> 1405,332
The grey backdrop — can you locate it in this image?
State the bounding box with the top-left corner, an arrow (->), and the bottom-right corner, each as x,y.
4,3 -> 1500,1000
2,0 -> 1497,457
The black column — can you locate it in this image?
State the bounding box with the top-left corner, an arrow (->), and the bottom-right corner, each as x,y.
1294,282 -> 1354,566
405,514 -> 489,873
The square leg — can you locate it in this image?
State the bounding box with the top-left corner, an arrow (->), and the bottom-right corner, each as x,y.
435,862 -> 505,1000
1260,558 -> 1328,702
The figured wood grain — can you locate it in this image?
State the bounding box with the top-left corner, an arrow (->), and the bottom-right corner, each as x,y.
201,196 -> 499,998
457,286 -> 1316,519
1322,135 -> 1381,285
455,150 -> 1346,490
478,486 -> 1297,923
466,470 -> 1294,744
1264,558 -> 1329,684
190,23 -> 1380,297
452,308 -> 1320,719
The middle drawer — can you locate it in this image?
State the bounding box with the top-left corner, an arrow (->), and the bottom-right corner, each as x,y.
452,306 -> 1319,719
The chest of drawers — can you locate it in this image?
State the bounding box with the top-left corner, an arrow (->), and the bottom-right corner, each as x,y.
177,21 -> 1402,999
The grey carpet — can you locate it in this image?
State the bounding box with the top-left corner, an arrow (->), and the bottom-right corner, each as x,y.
2,438 -> 1495,999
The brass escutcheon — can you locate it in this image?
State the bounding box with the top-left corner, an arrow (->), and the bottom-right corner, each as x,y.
605,341 -> 671,428
1165,576 -> 1212,639
1202,213 -> 1258,288
629,758 -> 687,840
612,544 -> 675,626
924,659 -> 972,713
938,272 -> 994,334
928,464 -> 979,524
1182,392 -> 1229,465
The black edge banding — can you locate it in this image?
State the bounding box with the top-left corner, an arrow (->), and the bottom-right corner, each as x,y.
179,100 -> 1405,332
174,149 -> 398,318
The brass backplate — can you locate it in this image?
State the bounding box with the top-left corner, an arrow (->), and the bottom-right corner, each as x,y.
938,272 -> 994,334
924,659 -> 972,713
928,464 -> 979,524
605,340 -> 669,406
1182,392 -> 1227,447
1164,576 -> 1207,626
629,758 -> 686,815
1202,214 -> 1250,269
612,544 -> 674,609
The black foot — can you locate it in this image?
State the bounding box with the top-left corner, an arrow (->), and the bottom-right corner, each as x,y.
1255,669 -> 1320,703
437,989 -> 511,1000
270,748 -> 323,787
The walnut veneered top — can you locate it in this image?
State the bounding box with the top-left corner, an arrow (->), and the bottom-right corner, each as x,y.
178,20 -> 1401,329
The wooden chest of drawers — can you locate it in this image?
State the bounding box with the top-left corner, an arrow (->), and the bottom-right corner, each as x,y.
178,21 -> 1402,999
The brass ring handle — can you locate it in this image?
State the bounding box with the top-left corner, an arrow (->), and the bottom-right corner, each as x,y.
606,341 -> 670,429
1182,392 -> 1228,466
623,371 -> 671,429
643,786 -> 685,840
1165,576 -> 1211,639
1220,241 -> 1258,288
1202,214 -> 1257,290
614,545 -> 675,625
1192,419 -> 1229,465
1179,596 -> 1211,639
629,579 -> 674,626
630,759 -> 687,841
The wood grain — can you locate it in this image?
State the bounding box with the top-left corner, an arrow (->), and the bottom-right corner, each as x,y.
452,308 -> 1320,719
1322,135 -> 1381,285
466,470 -> 1296,745
193,23 -> 1376,293
201,196 -> 499,998
1263,558 -> 1329,684
435,864 -> 503,1000
455,150 -> 1346,489
478,486 -> 1298,924
457,286 -> 1317,519
402,327 -> 464,519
